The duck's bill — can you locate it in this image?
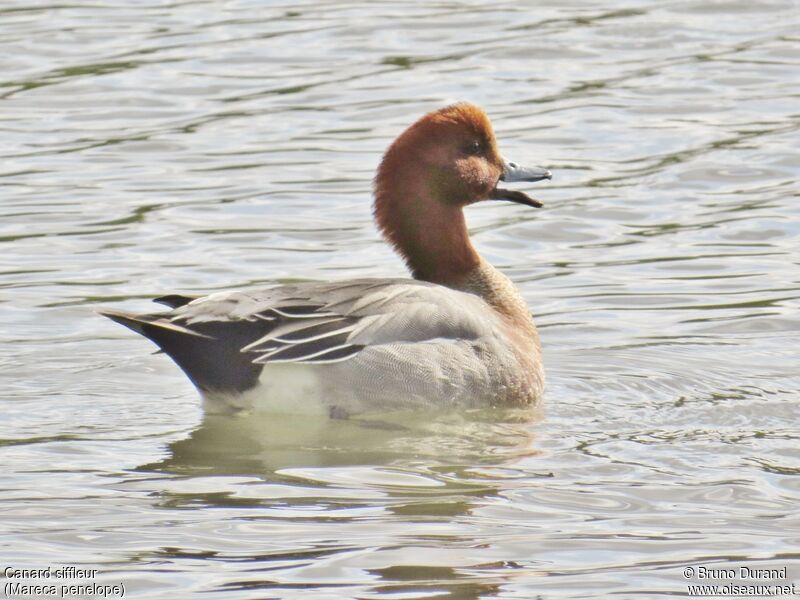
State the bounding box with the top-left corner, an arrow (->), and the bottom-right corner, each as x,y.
500,158 -> 552,184
491,187 -> 544,208
492,158 -> 551,208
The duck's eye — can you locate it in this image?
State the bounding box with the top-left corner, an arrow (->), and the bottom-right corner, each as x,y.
465,140 -> 482,155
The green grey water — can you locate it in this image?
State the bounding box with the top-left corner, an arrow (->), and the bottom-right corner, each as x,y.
1,1 -> 799,597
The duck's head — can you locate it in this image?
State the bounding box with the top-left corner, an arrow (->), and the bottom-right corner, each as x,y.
375,102 -> 550,210
373,103 -> 551,283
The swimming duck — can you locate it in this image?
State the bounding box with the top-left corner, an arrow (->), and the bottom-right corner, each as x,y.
101,103 -> 551,415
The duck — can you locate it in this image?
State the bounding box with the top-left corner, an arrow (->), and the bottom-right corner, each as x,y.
100,103 -> 551,416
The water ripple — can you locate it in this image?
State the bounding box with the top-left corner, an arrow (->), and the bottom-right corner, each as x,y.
2,0 -> 799,597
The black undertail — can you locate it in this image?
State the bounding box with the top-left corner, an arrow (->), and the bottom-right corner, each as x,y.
100,310 -> 273,394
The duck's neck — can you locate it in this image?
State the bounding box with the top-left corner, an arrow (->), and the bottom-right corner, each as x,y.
373,165 -> 477,281
385,201 -> 481,286
374,180 -> 534,333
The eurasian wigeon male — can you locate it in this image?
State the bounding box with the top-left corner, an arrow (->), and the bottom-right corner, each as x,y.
101,103 -> 552,416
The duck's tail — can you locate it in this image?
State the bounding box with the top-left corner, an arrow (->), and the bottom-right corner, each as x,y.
98,308 -> 262,394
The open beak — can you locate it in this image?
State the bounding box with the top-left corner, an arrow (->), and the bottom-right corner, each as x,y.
491,157 -> 552,208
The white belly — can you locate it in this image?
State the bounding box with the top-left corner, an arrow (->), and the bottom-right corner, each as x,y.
203,363 -> 329,416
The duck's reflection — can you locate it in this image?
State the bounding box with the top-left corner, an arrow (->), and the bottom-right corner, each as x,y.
139,407 -> 541,478
135,409 -> 542,596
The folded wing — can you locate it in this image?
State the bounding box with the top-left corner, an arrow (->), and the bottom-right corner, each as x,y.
100,278 -> 497,394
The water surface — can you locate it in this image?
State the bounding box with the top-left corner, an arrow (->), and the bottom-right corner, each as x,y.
2,0 -> 799,597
